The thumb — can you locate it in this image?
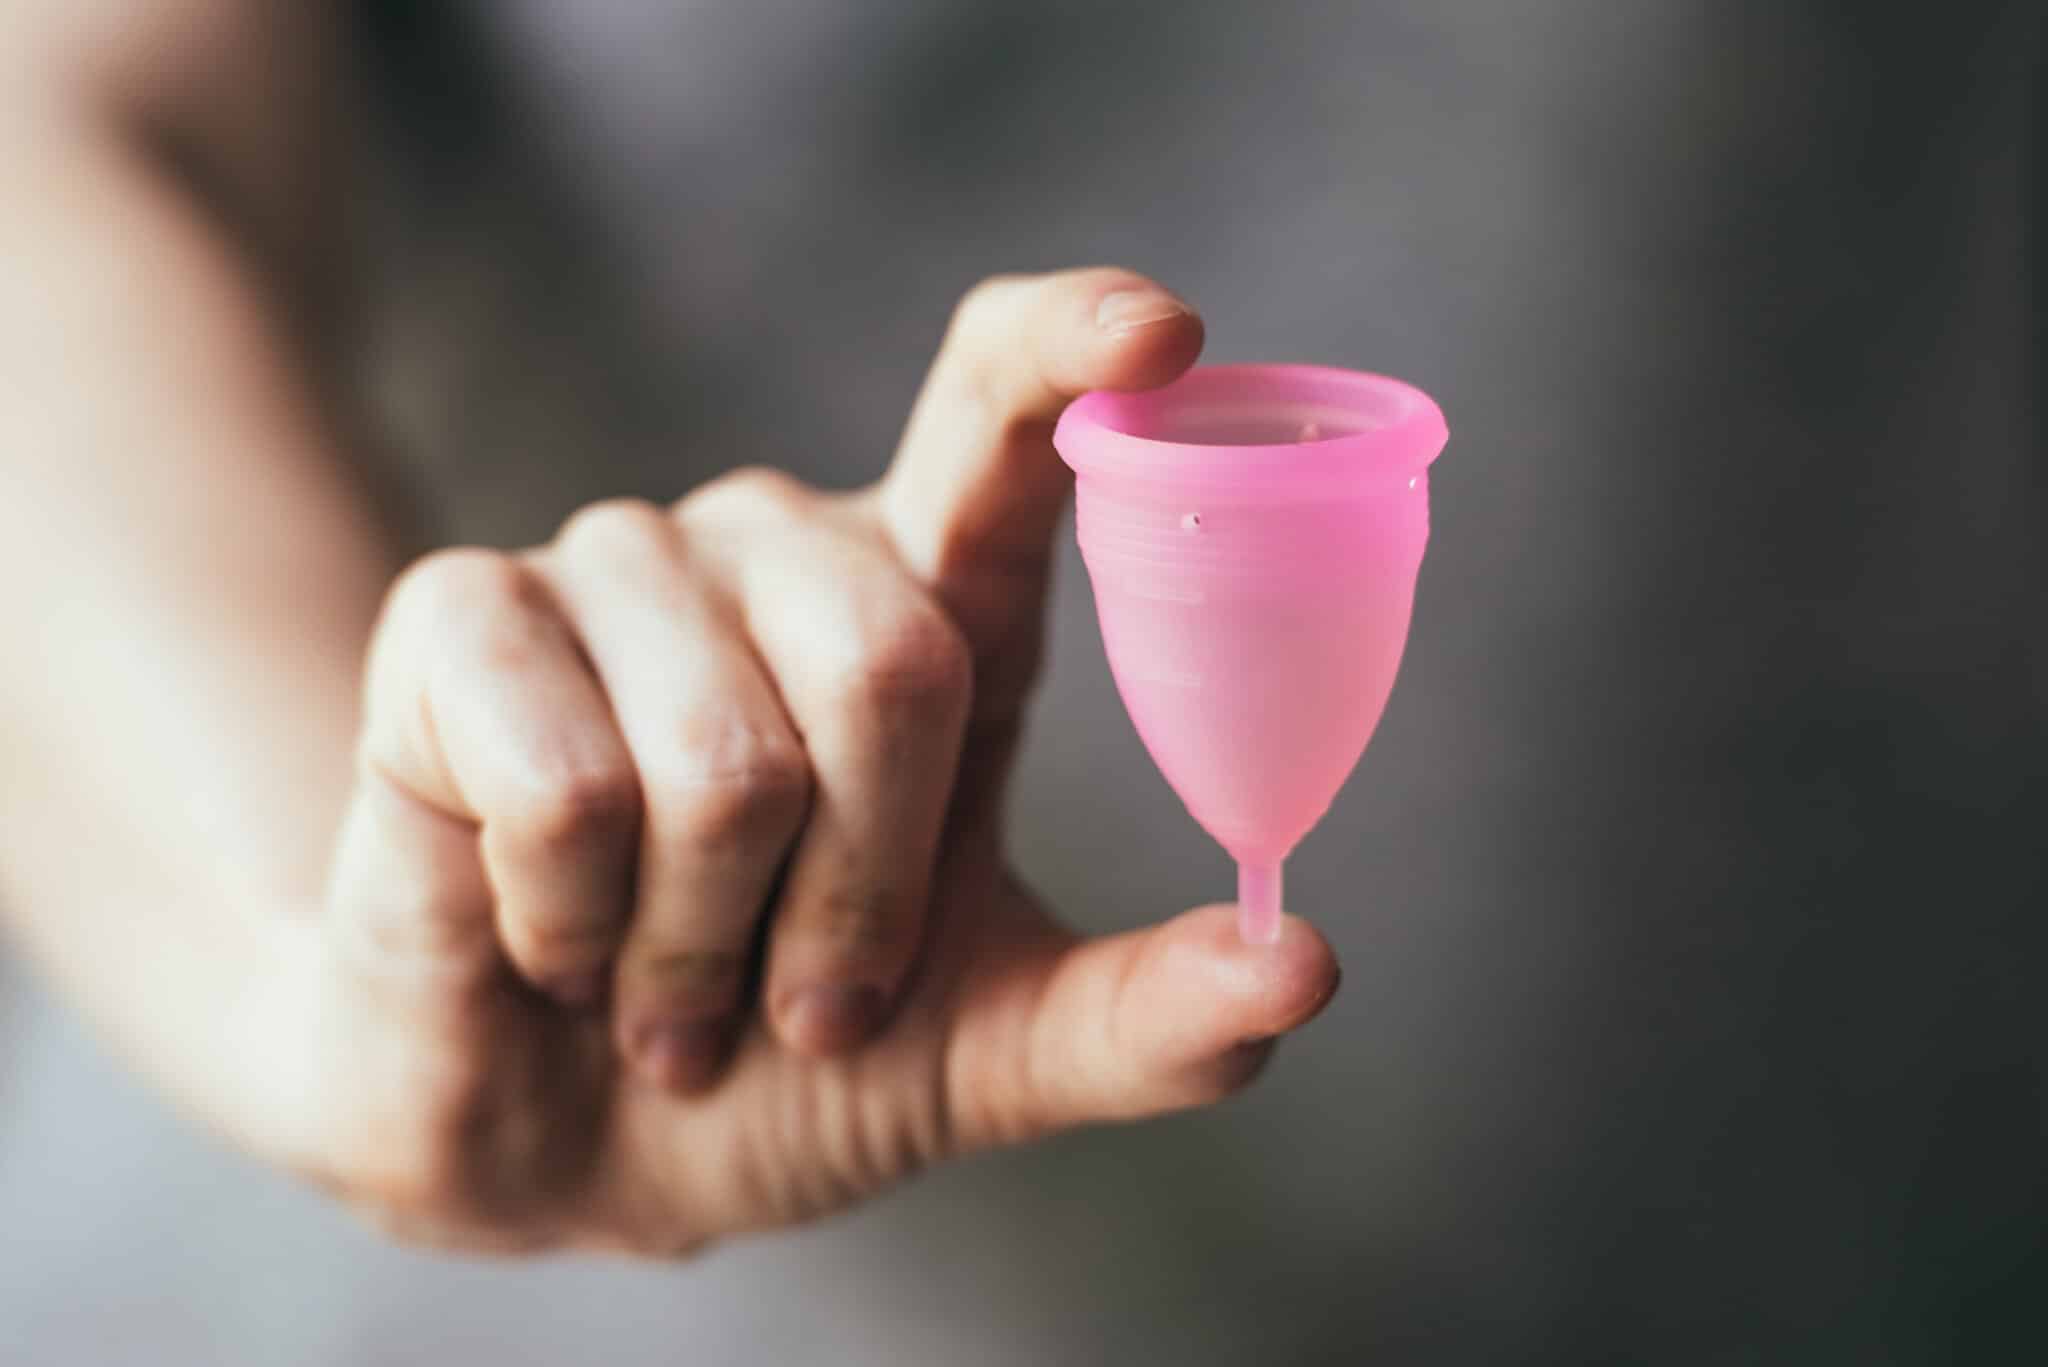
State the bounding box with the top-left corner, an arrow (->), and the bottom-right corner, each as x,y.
948,905 -> 1342,1152
878,269 -> 1203,711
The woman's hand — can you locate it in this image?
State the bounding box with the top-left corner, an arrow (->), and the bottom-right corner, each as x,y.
308,268 -> 1341,1254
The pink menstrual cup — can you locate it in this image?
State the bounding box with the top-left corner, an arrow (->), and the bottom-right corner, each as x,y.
1054,364 -> 1447,944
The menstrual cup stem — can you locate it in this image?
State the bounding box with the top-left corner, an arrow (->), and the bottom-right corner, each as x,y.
1236,861 -> 1283,945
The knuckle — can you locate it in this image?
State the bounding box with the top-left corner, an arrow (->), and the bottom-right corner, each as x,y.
940,276 -> 1031,404
673,772 -> 806,856
502,760 -> 643,857
554,497 -> 672,564
949,272 -> 1028,340
680,466 -> 808,526
507,905 -> 620,967
836,607 -> 973,715
650,724 -> 811,853
389,548 -> 533,627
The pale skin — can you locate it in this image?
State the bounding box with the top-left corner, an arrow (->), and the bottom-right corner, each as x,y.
0,3 -> 1340,1255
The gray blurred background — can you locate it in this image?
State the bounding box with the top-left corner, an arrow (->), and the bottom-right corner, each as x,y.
3,1 -> 2044,1362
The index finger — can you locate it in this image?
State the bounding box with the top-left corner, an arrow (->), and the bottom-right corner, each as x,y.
877,267 -> 1204,704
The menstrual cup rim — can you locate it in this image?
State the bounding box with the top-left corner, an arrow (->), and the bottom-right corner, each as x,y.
1054,363 -> 1447,500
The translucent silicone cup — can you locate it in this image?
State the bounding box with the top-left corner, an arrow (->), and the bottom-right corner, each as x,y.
1053,364 -> 1447,943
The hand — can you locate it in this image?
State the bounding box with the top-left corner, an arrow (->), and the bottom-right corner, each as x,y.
306,268 -> 1342,1254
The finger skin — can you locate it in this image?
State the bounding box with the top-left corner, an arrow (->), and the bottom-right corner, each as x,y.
327,756 -> 498,999
875,269 -> 1204,849
545,500 -> 811,1091
879,266 -> 1205,718
946,905 -> 1342,1153
350,549 -> 642,1003
700,490 -> 971,1057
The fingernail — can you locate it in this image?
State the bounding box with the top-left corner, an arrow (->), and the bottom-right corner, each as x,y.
1096,288 -> 1189,334
780,984 -> 885,1054
631,1019 -> 728,1090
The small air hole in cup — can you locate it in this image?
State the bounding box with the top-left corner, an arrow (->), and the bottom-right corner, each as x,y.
1181,512 -> 1203,532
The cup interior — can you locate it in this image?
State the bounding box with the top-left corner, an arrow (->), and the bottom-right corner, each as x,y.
1055,364 -> 1448,498
1081,366 -> 1427,447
